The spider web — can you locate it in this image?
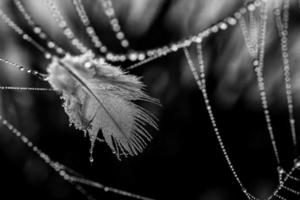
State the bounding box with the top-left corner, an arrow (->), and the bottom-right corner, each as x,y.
0,0 -> 299,199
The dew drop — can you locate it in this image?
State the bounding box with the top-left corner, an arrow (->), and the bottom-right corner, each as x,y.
247,3 -> 256,12
129,52 -> 138,61
83,130 -> 87,137
234,12 -> 242,19
121,40 -> 129,48
84,62 -> 92,69
27,142 -> 33,147
240,8 -> 247,15
277,167 -> 284,175
22,34 -> 29,40
227,17 -> 237,25
59,170 -> 66,177
86,26 -> 94,34
252,59 -> 259,68
39,33 -> 46,39
211,25 -> 219,33
295,160 -> 300,168
33,26 -> 41,34
56,48 -> 63,54
58,20 -> 66,28
105,8 -> 114,17
112,24 -> 120,32
100,46 -> 107,53
119,55 -> 126,62
183,40 -> 192,47
116,32 -> 124,40
219,22 -> 228,30
106,53 -> 113,60
47,41 -> 55,48
171,44 -> 178,51
89,156 -> 94,164
138,53 -> 145,61
146,51 -> 154,57
195,36 -> 202,43
45,53 -> 52,59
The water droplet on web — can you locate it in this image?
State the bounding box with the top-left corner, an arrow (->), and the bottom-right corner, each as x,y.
195,36 -> 202,43
227,17 -> 237,25
295,160 -> 300,168
277,167 -> 284,178
252,59 -> 259,70
33,26 -> 41,34
47,41 -> 55,48
89,156 -> 94,164
45,53 -> 52,59
121,40 -> 129,48
247,3 -> 256,12
138,53 -> 145,61
128,52 -> 138,61
100,46 -> 107,53
219,22 -> 228,30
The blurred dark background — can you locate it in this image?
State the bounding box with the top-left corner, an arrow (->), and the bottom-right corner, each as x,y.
1,0 -> 300,200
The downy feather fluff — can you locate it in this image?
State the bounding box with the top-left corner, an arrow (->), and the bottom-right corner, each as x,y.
47,52 -> 159,161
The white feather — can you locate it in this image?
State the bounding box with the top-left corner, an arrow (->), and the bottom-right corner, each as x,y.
47,53 -> 159,161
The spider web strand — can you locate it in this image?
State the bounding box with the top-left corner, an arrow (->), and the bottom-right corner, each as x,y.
0,114 -> 156,200
183,45 -> 252,199
13,0 -> 66,56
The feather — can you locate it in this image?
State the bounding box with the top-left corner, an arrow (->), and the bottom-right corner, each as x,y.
47,52 -> 159,161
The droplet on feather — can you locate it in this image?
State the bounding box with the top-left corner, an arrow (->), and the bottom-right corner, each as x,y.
84,62 -> 93,69
47,53 -> 159,161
